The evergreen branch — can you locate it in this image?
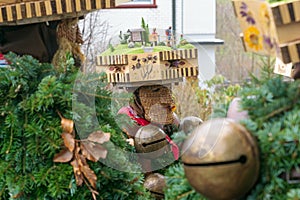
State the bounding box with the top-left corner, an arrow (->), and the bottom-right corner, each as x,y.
45,137 -> 60,149
176,190 -> 195,199
40,166 -> 57,184
259,104 -> 293,122
22,112 -> 28,175
0,184 -> 5,197
167,176 -> 185,179
80,77 -> 107,84
6,123 -> 14,154
74,90 -> 130,101
2,160 -> 13,174
0,53 -> 150,199
112,188 -> 128,196
100,171 -> 111,180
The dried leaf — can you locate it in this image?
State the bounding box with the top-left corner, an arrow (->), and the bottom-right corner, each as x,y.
75,145 -> 80,154
61,132 -> 75,152
78,154 -> 88,167
61,117 -> 74,134
81,143 -> 97,162
82,142 -> 108,161
71,160 -> 83,186
81,165 -> 97,188
87,131 -> 110,144
53,148 -> 73,163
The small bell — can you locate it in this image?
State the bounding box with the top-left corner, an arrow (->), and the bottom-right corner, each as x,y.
134,124 -> 169,159
144,173 -> 166,199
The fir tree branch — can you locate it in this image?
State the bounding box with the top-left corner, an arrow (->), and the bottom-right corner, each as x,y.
176,190 -> 195,199
45,137 -> 60,149
112,188 -> 128,196
40,166 -> 57,184
100,171 -> 111,180
80,77 -> 107,84
259,104 -> 293,122
22,112 -> 28,175
0,184 -> 5,197
74,90 -> 129,101
6,123 -> 14,154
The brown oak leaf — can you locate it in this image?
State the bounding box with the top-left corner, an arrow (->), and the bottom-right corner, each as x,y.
81,142 -> 97,162
81,142 -> 108,161
87,131 -> 110,144
61,132 -> 75,152
71,159 -> 83,186
81,165 -> 97,189
53,148 -> 73,163
61,117 -> 74,134
78,154 -> 88,167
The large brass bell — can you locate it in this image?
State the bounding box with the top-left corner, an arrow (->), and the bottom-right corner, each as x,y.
134,124 -> 169,159
181,118 -> 260,200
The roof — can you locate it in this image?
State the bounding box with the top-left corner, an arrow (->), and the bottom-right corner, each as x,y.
129,28 -> 145,32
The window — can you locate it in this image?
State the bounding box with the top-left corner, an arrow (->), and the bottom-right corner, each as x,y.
115,0 -> 157,8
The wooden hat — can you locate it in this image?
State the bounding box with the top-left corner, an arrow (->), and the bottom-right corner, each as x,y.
0,0 -> 115,25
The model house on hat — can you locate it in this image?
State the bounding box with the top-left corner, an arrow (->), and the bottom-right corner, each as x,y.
96,35 -> 199,88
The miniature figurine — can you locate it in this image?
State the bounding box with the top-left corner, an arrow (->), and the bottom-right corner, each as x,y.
118,85 -> 180,171
179,34 -> 188,46
165,26 -> 172,47
117,84 -> 180,197
149,28 -> 159,46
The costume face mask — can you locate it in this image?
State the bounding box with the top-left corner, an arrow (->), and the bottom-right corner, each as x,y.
137,85 -> 175,125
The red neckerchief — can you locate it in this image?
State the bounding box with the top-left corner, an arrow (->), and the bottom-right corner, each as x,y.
118,106 -> 179,160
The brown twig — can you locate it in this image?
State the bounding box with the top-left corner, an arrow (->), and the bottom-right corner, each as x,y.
83,178 -> 99,200
176,190 -> 195,199
260,105 -> 293,122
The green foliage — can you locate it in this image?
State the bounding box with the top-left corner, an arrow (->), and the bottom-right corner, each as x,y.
166,63 -> 300,200
119,31 -> 130,45
109,43 -> 115,53
164,164 -> 205,200
268,0 -> 287,4
287,189 -> 300,200
0,53 -> 150,199
176,43 -> 195,50
141,17 -> 150,45
193,75 -> 241,120
240,74 -> 300,199
158,41 -> 166,46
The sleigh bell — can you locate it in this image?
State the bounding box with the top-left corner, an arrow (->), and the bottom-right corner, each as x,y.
134,124 -> 169,159
181,118 -> 260,200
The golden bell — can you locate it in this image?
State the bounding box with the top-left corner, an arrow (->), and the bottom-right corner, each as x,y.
134,124 -> 169,159
181,118 -> 260,200
144,173 -> 166,199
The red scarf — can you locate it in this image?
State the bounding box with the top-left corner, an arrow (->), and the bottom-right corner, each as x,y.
118,106 -> 179,160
